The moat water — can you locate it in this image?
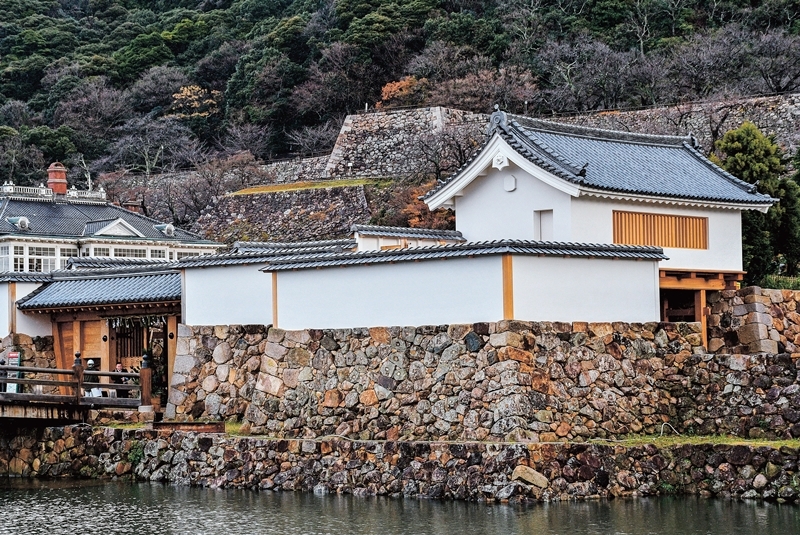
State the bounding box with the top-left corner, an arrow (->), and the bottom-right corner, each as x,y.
0,479 -> 798,535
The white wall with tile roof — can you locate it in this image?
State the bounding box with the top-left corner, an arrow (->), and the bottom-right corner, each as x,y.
513,255 -> 660,322
273,256 -> 504,330
15,282 -> 51,337
571,197 -> 743,272
454,163 -> 573,242
264,252 -> 661,330
182,263 -> 272,326
447,157 -> 743,272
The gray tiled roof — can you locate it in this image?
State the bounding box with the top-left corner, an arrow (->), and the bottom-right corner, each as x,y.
65,257 -> 175,270
0,197 -> 216,243
83,219 -> 118,236
232,239 -> 356,253
424,112 -> 775,206
259,240 -> 666,271
0,273 -> 52,283
17,272 -> 181,310
182,242 -> 360,268
350,224 -> 465,241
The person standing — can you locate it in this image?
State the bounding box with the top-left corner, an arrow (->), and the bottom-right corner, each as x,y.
111,362 -> 129,398
84,359 -> 101,397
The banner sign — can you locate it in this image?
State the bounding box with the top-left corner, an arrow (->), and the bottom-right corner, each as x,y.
6,351 -> 19,393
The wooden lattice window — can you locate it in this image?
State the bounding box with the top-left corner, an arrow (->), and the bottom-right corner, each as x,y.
613,211 -> 708,249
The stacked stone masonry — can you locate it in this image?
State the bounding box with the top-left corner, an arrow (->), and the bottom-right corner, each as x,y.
192,185 -> 371,242
556,93 -> 800,155
2,426 -> 799,503
1,334 -> 56,394
709,286 -> 800,356
168,321 -> 800,442
261,155 -> 330,183
325,107 -> 486,178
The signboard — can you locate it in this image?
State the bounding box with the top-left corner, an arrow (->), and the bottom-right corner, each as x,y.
6,351 -> 19,393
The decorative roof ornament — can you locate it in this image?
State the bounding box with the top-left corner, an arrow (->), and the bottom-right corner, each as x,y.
492,153 -> 509,171
487,104 -> 509,135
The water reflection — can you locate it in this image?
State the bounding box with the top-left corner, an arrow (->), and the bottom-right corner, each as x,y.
0,480 -> 797,535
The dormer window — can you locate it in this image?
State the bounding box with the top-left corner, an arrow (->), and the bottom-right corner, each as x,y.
155,223 -> 175,237
7,216 -> 30,230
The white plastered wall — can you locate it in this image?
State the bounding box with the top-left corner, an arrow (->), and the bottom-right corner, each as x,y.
513,256 -> 661,322
454,163 -> 573,242
274,256 -> 504,330
182,264 -> 272,326
0,283 -> 9,338
15,282 -> 51,337
571,196 -> 743,271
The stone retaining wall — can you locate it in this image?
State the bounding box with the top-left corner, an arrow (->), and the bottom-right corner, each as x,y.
2,425 -> 798,503
325,107 -> 486,178
191,186 -> 371,242
709,287 -> 800,356
556,93 -> 800,155
168,321 -> 800,441
1,334 -> 56,394
261,155 -> 331,183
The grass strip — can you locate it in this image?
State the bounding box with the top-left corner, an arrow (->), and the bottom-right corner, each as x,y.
231,178 -> 389,195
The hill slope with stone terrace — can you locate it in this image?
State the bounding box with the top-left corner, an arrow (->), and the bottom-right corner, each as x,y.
193,95 -> 800,244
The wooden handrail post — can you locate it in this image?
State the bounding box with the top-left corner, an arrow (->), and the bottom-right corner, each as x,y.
139,353 -> 152,408
72,352 -> 83,405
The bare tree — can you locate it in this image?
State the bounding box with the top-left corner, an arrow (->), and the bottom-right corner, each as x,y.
286,121 -> 341,155
667,26 -> 752,100
95,117 -> 202,216
291,43 -> 377,118
128,66 -> 190,113
751,30 -> 800,94
428,67 -> 538,113
535,39 -> 634,112
659,0 -> 692,37
54,77 -> 131,138
406,41 -> 492,82
627,0 -> 656,55
410,123 -> 484,181
222,123 -> 274,159
0,136 -> 44,186
498,0 -> 546,57
0,100 -> 34,129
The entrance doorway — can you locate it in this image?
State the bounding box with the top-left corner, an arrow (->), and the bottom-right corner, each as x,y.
112,319 -> 169,405
660,289 -> 697,322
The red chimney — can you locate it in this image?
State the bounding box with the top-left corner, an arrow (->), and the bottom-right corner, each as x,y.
47,162 -> 68,195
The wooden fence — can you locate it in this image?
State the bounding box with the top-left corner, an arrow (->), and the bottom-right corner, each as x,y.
0,359 -> 152,410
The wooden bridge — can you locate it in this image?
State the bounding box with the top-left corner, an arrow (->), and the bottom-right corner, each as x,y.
0,357 -> 152,423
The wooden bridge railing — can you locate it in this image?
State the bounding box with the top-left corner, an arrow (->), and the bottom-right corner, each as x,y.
0,356 -> 152,410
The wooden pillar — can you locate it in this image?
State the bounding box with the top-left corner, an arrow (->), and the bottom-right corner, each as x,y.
100,320 -> 111,384
502,254 -> 514,320
8,282 -> 15,334
72,320 -> 82,359
139,366 -> 152,407
53,321 -> 67,395
167,315 -> 177,384
694,289 -> 708,349
72,353 -> 83,403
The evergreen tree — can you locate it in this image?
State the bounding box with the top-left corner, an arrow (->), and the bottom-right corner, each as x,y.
713,121 -> 800,284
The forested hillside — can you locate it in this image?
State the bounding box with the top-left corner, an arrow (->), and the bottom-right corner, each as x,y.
1,0 -> 800,189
